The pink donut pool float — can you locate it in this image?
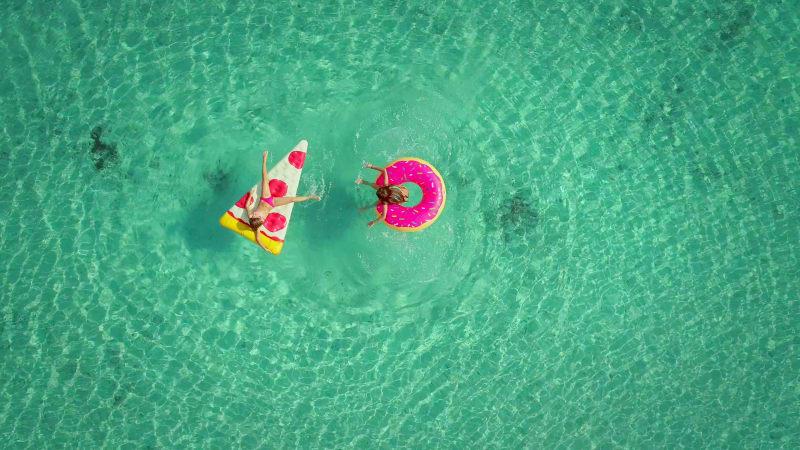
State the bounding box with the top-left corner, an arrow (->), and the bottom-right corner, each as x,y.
374,157 -> 446,232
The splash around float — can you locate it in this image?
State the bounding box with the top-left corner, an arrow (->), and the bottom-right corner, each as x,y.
374,157 -> 446,232
219,140 -> 308,255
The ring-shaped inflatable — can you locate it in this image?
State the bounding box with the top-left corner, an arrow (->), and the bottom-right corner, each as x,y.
374,157 -> 446,232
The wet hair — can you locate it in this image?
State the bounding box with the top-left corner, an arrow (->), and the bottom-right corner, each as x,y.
376,185 -> 407,205
249,216 -> 264,229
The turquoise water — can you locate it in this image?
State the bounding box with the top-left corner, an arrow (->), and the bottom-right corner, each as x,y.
1,0 -> 798,447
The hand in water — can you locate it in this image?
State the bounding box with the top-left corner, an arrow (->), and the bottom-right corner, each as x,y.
362,162 -> 373,169
355,178 -> 364,184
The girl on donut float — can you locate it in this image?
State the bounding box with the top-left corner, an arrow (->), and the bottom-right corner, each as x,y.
357,162 -> 409,228
246,151 -> 320,252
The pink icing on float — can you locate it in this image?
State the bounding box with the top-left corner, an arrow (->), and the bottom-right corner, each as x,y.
375,157 -> 446,232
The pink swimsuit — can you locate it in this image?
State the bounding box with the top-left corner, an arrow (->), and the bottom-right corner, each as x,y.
252,196 -> 275,221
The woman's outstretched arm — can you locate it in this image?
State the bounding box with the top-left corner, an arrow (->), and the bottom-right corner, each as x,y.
367,205 -> 386,228
254,228 -> 270,253
363,163 -> 389,185
246,187 -> 258,215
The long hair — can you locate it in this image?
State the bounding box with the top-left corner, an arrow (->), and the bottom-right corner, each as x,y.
249,216 -> 264,230
376,185 -> 406,205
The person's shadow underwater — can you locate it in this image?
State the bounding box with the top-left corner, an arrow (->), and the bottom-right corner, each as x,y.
304,179 -> 366,250
179,162 -> 244,253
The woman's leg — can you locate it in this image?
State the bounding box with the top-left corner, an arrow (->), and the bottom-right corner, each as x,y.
260,151 -> 270,195
272,195 -> 321,207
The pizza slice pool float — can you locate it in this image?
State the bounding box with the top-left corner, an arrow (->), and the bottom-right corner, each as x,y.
219,140 -> 308,255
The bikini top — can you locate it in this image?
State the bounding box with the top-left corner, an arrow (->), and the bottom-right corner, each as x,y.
252,196 -> 275,221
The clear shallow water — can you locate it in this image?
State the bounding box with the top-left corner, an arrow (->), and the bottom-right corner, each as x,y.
1,0 -> 798,447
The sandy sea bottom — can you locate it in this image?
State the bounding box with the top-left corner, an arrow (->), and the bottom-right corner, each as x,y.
0,0 -> 798,448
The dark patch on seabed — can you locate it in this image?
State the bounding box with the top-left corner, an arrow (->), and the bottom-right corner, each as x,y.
489,190 -> 540,244
203,160 -> 231,193
716,4 -> 755,42
639,68 -> 688,150
90,126 -> 119,170
700,2 -> 756,52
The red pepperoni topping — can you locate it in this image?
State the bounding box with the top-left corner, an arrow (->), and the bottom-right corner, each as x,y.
288,151 -> 306,169
235,191 -> 251,208
269,179 -> 288,197
264,212 -> 287,232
